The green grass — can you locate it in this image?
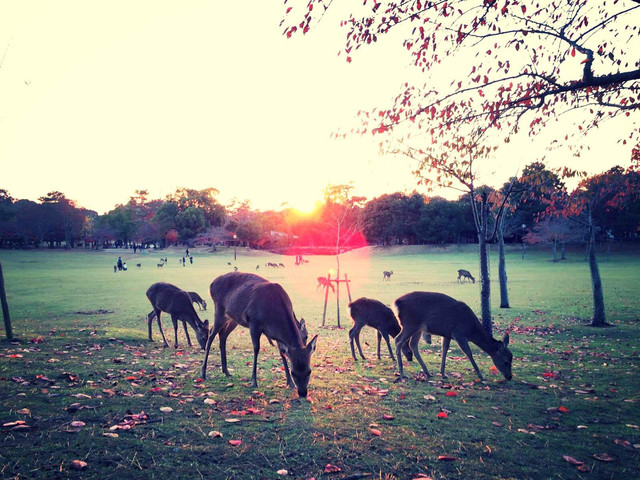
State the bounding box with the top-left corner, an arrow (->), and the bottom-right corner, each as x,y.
0,245 -> 639,479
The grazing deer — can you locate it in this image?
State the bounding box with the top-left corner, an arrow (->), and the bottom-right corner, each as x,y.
317,276 -> 335,293
348,297 -> 414,363
394,291 -> 512,381
157,262 -> 164,268
457,269 -> 475,283
136,263 -> 142,268
201,272 -> 317,398
278,263 -> 285,268
383,270 -> 393,281
146,282 -> 210,349
188,291 -> 207,311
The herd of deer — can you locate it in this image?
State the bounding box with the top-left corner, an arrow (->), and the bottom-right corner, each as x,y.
146,269 -> 512,399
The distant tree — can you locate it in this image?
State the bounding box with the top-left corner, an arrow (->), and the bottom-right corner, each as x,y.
524,216 -> 576,262
554,164 -> 640,326
151,201 -> 179,248
175,207 -> 207,244
363,192 -> 424,245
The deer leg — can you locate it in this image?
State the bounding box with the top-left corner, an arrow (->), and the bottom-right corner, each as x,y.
279,350 -> 295,388
454,336 -> 484,381
170,315 -> 180,348
249,327 -> 262,388
382,332 -> 396,362
201,317 -> 226,380
394,327 -> 418,382
154,311 -> 170,348
440,336 -> 451,378
409,331 -> 431,378
147,310 -> 157,341
348,326 -> 359,361
182,320 -> 192,347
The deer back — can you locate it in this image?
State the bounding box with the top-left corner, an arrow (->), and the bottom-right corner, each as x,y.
349,297 -> 401,337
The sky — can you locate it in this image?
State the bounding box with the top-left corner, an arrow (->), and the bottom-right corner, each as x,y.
0,1 -> 634,215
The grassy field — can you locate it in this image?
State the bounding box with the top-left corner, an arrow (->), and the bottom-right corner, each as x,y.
0,244 -> 639,479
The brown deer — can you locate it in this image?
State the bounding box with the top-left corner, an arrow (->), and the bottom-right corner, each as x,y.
457,269 -> 475,283
187,291 -> 207,311
201,272 -> 318,398
394,291 -> 512,381
348,297 -> 414,363
146,282 -> 210,349
383,270 -> 393,281
317,276 -> 335,293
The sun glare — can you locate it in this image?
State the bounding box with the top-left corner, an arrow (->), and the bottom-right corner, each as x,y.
291,198 -> 320,215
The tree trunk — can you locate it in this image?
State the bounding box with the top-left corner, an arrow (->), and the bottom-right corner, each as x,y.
0,263 -> 13,340
479,195 -> 492,334
588,213 -> 608,327
552,239 -> 557,262
560,241 -> 566,260
497,222 -> 509,309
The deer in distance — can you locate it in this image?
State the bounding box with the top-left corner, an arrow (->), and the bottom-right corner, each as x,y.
201,272 -> 318,398
394,291 -> 512,381
348,297 -> 414,363
383,270 -> 393,281
146,282 -> 210,349
317,276 -> 335,293
188,291 -> 207,311
457,269 -> 475,283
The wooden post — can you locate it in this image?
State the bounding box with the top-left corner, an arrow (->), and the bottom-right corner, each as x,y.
336,273 -> 341,328
0,262 -> 13,340
321,273 -> 331,327
344,273 -> 352,303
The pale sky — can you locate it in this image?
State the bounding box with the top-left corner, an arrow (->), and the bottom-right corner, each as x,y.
0,1 -> 633,214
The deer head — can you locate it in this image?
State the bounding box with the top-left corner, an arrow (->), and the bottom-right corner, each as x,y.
282,335 -> 317,398
489,333 -> 512,380
194,319 -> 210,350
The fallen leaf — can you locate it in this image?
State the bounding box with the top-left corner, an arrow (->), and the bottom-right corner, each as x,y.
558,406 -> 570,413
102,432 -> 119,438
225,418 -> 241,423
437,412 -> 448,419
70,460 -> 87,470
383,414 -> 395,420
593,453 -> 614,462
324,464 -> 341,473
276,469 -> 288,475
229,439 -> 242,446
204,398 -> 217,405
437,455 -> 459,461
577,464 -> 590,472
445,391 -> 458,397
370,428 -> 382,436
208,431 -> 223,438
562,455 -> 584,466
70,421 -> 86,428
159,407 -> 173,413
17,408 -> 31,415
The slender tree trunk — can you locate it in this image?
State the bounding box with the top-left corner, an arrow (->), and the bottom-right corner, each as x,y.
588,212 -> 608,327
0,263 -> 13,340
552,239 -> 558,262
479,195 -> 492,334
497,222 -> 509,309
561,240 -> 566,260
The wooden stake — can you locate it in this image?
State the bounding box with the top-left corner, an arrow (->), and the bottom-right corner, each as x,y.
321,273 -> 331,326
345,273 -> 352,303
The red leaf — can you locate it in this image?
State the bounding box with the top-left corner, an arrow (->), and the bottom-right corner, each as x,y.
562,455 -> 584,466
324,464 -> 341,473
229,440 -> 242,446
437,455 -> 459,461
383,414 -> 395,420
558,406 -> 570,413
370,428 -> 382,436
437,412 -> 448,419
445,391 -> 458,397
571,48 -> 576,57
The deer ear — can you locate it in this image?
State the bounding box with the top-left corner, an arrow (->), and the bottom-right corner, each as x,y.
307,335 -> 318,356
502,332 -> 510,347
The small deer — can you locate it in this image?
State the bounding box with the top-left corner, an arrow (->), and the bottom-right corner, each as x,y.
394,291 -> 512,381
457,269 -> 475,283
157,262 -> 164,268
146,282 -> 209,349
201,272 -> 318,398
383,270 -> 393,281
136,263 -> 142,268
348,297 -> 414,363
317,276 -> 335,293
187,291 -> 207,311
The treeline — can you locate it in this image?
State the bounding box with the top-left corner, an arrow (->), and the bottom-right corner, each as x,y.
1,163 -> 639,251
